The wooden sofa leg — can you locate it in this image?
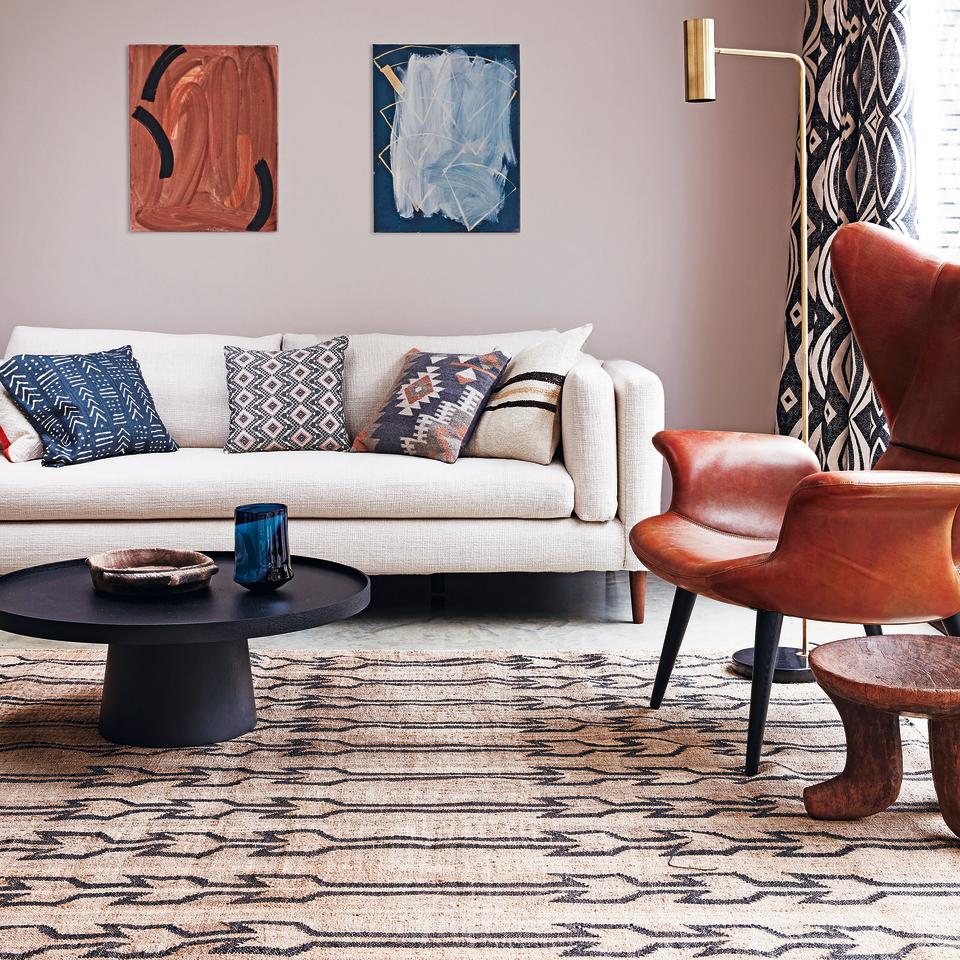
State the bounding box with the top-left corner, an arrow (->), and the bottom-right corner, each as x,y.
629,571 -> 647,624
430,572 -> 446,612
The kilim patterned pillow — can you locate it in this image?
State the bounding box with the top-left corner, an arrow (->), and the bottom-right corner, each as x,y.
466,324 -> 592,464
224,339 -> 349,453
0,345 -> 178,467
352,349 -> 509,463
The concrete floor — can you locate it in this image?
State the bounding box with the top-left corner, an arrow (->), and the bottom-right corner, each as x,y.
0,571 -> 939,654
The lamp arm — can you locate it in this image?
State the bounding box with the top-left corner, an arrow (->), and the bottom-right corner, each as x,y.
716,46 -> 810,452
716,47 -> 804,66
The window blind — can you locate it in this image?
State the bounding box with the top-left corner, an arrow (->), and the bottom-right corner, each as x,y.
916,3 -> 960,255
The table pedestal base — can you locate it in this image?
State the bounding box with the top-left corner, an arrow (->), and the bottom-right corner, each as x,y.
99,638 -> 255,747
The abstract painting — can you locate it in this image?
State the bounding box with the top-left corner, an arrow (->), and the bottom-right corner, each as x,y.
373,44 -> 520,233
129,45 -> 278,232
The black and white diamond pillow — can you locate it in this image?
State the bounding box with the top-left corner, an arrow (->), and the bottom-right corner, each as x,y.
224,338 -> 349,453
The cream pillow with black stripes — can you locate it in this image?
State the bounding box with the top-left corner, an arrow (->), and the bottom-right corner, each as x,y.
465,325 -> 592,464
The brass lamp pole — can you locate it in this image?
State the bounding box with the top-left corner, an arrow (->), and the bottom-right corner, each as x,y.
683,18 -> 814,683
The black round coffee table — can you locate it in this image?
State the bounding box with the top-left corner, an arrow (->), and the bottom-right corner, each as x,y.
0,552 -> 369,747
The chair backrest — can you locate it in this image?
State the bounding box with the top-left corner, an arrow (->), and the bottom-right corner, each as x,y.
831,222 -> 960,473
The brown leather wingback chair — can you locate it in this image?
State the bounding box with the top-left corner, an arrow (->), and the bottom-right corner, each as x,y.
630,222 -> 960,775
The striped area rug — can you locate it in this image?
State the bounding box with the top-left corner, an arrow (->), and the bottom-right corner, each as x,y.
1,649 -> 959,958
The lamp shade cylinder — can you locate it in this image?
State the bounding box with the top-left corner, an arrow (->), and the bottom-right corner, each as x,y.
683,18 -> 716,102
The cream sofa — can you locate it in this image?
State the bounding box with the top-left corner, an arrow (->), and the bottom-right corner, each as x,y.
0,326 -> 664,620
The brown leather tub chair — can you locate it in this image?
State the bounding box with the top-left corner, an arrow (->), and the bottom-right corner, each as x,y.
630,222 -> 960,775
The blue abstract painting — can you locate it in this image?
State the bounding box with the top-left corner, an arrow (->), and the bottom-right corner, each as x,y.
373,44 -> 520,233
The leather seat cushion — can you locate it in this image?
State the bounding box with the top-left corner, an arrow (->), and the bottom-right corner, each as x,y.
630,513 -> 775,598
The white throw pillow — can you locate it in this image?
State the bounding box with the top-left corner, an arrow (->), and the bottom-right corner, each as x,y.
0,382 -> 42,462
465,324 -> 593,465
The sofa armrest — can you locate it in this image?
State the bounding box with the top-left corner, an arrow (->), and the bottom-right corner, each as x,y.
561,354 -> 617,522
602,359 -> 665,569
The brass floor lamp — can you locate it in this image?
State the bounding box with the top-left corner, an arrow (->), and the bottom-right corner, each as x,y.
683,18 -> 814,683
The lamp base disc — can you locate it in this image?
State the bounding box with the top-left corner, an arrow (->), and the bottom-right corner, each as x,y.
730,646 -> 815,684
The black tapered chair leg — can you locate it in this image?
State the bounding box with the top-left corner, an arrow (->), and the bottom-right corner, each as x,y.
864,624 -> 883,636
942,613 -> 960,637
650,587 -> 697,709
745,609 -> 784,776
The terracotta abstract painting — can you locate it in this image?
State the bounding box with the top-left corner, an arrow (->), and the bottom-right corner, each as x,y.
129,45 -> 277,232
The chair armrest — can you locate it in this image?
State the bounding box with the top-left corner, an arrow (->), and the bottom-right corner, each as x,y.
561,354 -> 617,522
711,471 -> 960,623
656,430 -> 820,539
602,360 -> 665,569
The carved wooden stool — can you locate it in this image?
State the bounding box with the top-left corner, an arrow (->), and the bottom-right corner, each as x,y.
803,635 -> 960,837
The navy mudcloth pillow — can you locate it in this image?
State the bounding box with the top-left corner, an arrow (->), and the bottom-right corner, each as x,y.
0,345 -> 178,467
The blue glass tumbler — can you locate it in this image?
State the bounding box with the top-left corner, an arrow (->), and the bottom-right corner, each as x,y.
234,503 -> 294,591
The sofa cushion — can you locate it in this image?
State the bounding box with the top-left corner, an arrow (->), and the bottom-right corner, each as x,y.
0,345 -> 179,467
224,339 -> 349,453
0,447 -> 575,521
3,327 -> 282,449
352,349 -> 509,463
0,383 -> 43,462
466,325 -> 593,464
283,331 -> 555,438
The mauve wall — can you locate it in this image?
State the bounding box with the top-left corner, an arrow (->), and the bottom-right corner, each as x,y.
0,0 -> 801,435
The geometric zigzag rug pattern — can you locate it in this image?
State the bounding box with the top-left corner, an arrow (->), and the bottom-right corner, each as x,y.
1,649 -> 959,959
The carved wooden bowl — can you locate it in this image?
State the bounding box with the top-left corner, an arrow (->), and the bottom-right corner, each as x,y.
86,549 -> 219,598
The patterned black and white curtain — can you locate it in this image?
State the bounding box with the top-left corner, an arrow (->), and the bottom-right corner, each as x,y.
777,0 -> 917,469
